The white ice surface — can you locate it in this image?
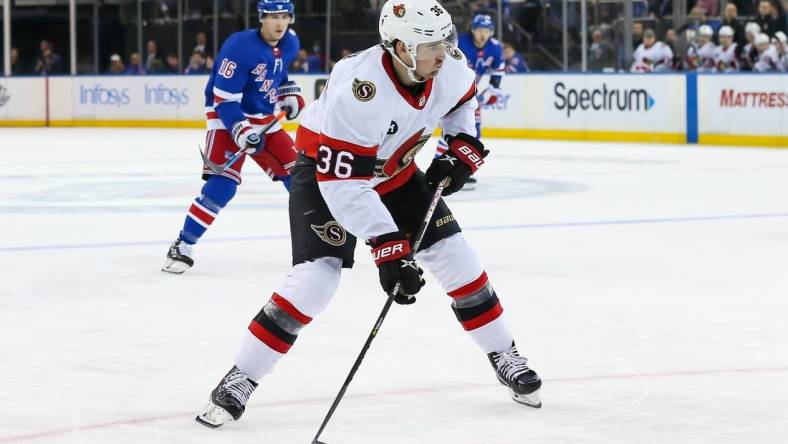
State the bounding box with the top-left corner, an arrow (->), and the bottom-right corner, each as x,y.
1,128 -> 787,444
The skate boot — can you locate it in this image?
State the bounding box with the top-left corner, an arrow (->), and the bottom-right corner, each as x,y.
161,239 -> 194,274
196,366 -> 258,428
488,342 -> 542,408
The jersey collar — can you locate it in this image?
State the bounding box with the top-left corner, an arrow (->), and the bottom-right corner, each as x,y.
381,51 -> 433,110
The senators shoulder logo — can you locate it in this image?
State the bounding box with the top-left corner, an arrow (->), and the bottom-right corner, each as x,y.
311,221 -> 347,246
352,78 -> 376,102
445,44 -> 462,61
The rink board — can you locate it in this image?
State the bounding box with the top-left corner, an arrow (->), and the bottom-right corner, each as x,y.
1,73 -> 786,147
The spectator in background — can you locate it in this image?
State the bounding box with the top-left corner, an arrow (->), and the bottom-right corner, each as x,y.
11,47 -> 24,75
165,54 -> 180,74
34,40 -> 65,75
146,40 -> 162,71
631,28 -> 674,72
756,0 -> 787,37
632,21 -> 644,51
664,29 -> 683,70
587,29 -> 615,71
206,55 -> 214,71
290,49 -> 323,73
717,3 -> 745,47
503,42 -> 529,72
753,32 -> 782,71
194,32 -> 209,56
693,0 -> 719,17
108,54 -> 125,74
148,58 -> 165,74
184,51 -> 209,75
124,52 -> 147,74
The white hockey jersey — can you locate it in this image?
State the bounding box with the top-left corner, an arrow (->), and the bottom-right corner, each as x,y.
687,42 -> 717,71
753,45 -> 783,72
714,43 -> 739,72
631,41 -> 674,72
295,44 -> 477,240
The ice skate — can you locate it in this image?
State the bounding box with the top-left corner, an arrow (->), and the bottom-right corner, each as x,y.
488,343 -> 542,408
196,366 -> 258,428
161,239 -> 194,274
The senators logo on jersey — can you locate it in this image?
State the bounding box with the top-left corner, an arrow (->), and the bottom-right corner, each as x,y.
352,78 -> 376,102
446,44 -> 463,61
311,221 -> 347,246
375,128 -> 430,178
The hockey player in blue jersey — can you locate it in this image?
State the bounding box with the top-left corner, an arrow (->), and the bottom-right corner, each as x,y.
436,13 -> 505,189
162,0 -> 305,274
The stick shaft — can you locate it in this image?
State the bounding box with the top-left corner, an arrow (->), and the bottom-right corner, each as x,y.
311,179 -> 448,444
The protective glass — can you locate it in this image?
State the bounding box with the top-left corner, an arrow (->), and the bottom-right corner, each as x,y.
414,27 -> 457,61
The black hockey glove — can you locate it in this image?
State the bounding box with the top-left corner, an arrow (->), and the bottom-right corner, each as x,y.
370,231 -> 425,305
425,133 -> 489,196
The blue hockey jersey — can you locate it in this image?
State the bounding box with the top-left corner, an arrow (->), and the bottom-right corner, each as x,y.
205,28 -> 299,133
457,33 -> 505,84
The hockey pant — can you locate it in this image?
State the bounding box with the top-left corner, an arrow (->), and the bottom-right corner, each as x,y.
235,232 -> 515,381
179,129 -> 296,245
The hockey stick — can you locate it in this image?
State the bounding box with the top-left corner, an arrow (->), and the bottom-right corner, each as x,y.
199,111 -> 286,175
311,177 -> 450,444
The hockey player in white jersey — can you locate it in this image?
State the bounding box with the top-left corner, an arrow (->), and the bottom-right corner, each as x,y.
753,33 -> 783,72
631,29 -> 673,72
773,31 -> 788,71
687,24 -> 716,72
741,22 -> 761,71
195,0 -> 542,429
714,26 -> 739,72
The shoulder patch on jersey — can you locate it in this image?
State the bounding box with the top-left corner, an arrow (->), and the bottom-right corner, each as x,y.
352,78 -> 376,102
446,44 -> 463,60
311,221 -> 347,246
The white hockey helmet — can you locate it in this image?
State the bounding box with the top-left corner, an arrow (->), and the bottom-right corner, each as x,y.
718,25 -> 734,38
379,0 -> 456,82
745,22 -> 761,36
755,33 -> 770,46
698,24 -> 713,37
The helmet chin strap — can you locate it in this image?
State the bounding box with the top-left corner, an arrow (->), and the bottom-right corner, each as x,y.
388,48 -> 426,83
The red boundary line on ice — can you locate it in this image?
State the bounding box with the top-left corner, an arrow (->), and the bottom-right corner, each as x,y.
2,366 -> 787,443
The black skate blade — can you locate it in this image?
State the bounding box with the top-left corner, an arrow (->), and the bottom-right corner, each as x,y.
195,415 -> 222,429
513,398 -> 542,409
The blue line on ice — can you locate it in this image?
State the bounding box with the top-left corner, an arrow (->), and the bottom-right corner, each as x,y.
3,212 -> 787,253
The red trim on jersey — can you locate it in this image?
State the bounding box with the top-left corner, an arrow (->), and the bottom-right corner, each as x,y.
188,203 -> 215,225
460,301 -> 503,331
206,111 -> 219,120
295,125 -> 321,158
448,272 -> 489,299
319,133 -> 378,156
374,162 -> 416,195
213,96 -> 225,105
381,51 -> 434,110
248,320 -> 292,354
272,293 -> 313,325
445,81 -> 477,117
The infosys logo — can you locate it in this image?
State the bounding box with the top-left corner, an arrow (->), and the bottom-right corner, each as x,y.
554,82 -> 655,117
